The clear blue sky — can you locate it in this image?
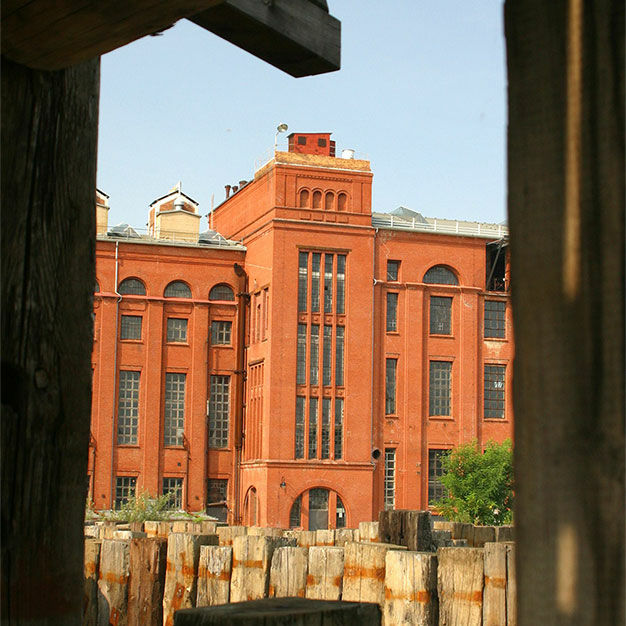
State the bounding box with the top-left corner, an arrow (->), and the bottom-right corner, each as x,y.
98,2 -> 507,231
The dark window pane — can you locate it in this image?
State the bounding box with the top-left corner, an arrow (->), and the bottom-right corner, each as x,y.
385,358 -> 397,415
120,315 -> 142,340
484,300 -> 506,338
324,255 -> 333,313
118,278 -> 146,295
429,361 -> 451,416
311,253 -> 321,312
309,325 -> 319,386
308,397 -> 318,459
298,252 -> 308,311
209,375 -> 230,447
423,266 -> 458,285
386,293 -> 398,332
484,364 -> 506,418
162,477 -> 183,509
209,284 -> 235,301
289,494 -> 302,528
384,449 -> 396,510
211,320 -> 232,344
387,261 -> 400,281
334,398 -> 343,459
336,255 -> 346,314
164,281 -> 191,298
322,325 -> 332,386
164,373 -> 186,446
335,326 -> 344,386
430,297 -> 452,334
321,398 -> 331,459
297,324 -> 307,385
115,476 -> 137,509
428,449 -> 449,504
167,318 -> 188,342
295,397 -> 305,458
117,371 -> 140,444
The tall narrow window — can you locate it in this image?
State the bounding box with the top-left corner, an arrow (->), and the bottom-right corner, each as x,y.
297,324 -> 307,385
336,496 -> 346,528
385,358 -> 397,415
324,255 -> 333,313
298,252 -> 308,311
336,255 -> 346,314
312,190 -> 322,208
162,477 -> 183,509
289,494 -> 302,528
120,315 -> 142,340
428,449 -> 449,504
387,261 -> 400,281
164,373 -> 186,446
337,193 -> 348,211
167,318 -> 188,343
295,397 -> 305,458
323,325 -> 332,386
484,300 -> 506,338
335,326 -> 344,386
117,371 -> 140,445
484,364 -> 506,418
386,293 -> 398,332
311,253 -> 321,312
334,398 -> 343,459
384,449 -> 396,510
321,398 -> 331,459
209,375 -> 230,448
115,476 -> 137,509
308,397 -> 318,459
299,189 -> 309,207
211,320 -> 232,345
430,297 -> 452,335
429,361 -> 452,416
324,192 -> 334,210
309,325 -> 320,386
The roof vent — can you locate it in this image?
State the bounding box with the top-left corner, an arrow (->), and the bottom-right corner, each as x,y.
174,196 -> 185,210
341,149 -> 355,159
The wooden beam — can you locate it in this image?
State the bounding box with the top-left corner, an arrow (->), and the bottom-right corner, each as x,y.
188,0 -> 341,77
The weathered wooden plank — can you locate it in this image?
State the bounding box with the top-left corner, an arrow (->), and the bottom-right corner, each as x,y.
158,521 -> 173,538
230,535 -> 293,602
144,521 -> 160,538
115,530 -> 148,540
128,537 -> 167,626
296,530 -> 317,548
459,523 -> 475,547
305,546 -> 344,601
483,542 -> 507,626
378,510 -> 432,551
217,525 -> 247,546
315,529 -> 335,546
174,597 -> 381,625
495,525 -> 515,543
200,521 -> 218,535
433,521 -> 464,540
247,526 -> 284,538
431,530 -> 453,549
163,533 -> 219,626
97,539 -> 131,626
196,545 -> 232,607
334,529 -> 356,547
437,547 -> 484,626
268,547 -> 309,598
383,550 -> 437,626
1,55 -> 99,625
342,542 -> 406,605
83,539 -> 101,626
505,542 -> 516,626
357,521 -> 379,542
473,526 -> 496,548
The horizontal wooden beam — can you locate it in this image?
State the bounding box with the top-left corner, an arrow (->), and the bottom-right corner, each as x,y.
188,0 -> 341,77
1,0 -> 341,77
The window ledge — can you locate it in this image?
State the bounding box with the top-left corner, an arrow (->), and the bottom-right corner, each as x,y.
429,334 -> 454,339
386,331 -> 400,336
484,337 -> 508,342
483,418 -> 509,422
166,342 -> 189,346
428,416 -> 454,421
116,444 -> 140,448
120,339 -> 143,344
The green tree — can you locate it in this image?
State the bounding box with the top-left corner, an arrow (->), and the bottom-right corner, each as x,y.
433,439 -> 513,525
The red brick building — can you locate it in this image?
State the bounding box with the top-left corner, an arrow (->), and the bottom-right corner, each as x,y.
90,133 -> 513,530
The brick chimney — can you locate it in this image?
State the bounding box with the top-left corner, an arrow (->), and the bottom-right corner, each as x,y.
95,188 -> 109,236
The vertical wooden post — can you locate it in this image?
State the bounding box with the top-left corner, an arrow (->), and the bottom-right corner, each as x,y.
1,54 -> 99,624
84,539 -> 101,626
268,547 -> 309,598
306,546 -> 344,601
483,542 -> 508,626
196,546 -> 232,607
128,537 -> 167,626
505,1 -> 624,623
97,539 -> 131,625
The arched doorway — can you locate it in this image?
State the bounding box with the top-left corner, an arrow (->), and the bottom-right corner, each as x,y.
288,488 -> 347,531
243,486 -> 258,526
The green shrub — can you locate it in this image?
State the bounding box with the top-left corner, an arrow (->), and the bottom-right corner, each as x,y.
108,491 -> 175,523
433,439 -> 513,526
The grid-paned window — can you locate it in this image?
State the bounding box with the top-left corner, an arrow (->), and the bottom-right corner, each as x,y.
115,476 -> 136,509
386,293 -> 398,332
297,324 -> 307,385
311,253 -> 321,312
384,449 -> 396,510
424,266 -> 458,285
308,397 -> 318,459
335,326 -> 344,386
298,252 -> 308,311
321,398 -> 331,459
385,358 -> 397,415
430,297 -> 452,335
211,320 -> 232,345
429,361 -> 452,416
162,477 -> 183,509
428,449 -> 449,504
484,300 -> 506,338
209,375 -> 230,448
164,281 -> 191,298
167,318 -> 188,343
118,278 -> 146,295
484,364 -> 506,418
336,255 -> 346,314
117,371 -> 140,444
120,315 -> 142,340
387,260 -> 400,281
206,479 -> 228,521
209,284 -> 235,301
334,398 -> 343,459
295,397 -> 305,458
310,325 -> 320,386
324,255 -> 333,313
164,373 -> 186,446
289,494 -> 302,528
322,325 -> 332,386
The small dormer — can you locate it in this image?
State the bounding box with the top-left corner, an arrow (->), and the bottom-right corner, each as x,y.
96,188 -> 110,236
148,184 -> 201,243
287,132 -> 336,156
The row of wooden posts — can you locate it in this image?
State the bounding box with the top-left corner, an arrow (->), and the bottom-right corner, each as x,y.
84,514 -> 516,625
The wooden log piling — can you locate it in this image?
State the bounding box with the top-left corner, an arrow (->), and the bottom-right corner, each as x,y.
357,521 -> 379,542
196,545 -> 233,607
83,539 -> 101,626
268,546 -> 309,598
97,539 -> 131,626
127,537 -> 167,626
483,542 -> 507,626
315,529 -> 335,546
306,546 -> 344,601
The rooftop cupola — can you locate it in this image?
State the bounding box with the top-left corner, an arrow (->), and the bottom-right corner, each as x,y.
148,183 -> 201,243
95,188 -> 110,236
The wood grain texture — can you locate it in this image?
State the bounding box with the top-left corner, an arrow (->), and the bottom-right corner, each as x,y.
505,1 -> 624,623
306,546 -> 344,601
196,545 -> 232,607
128,537 -> 167,626
268,547 -> 309,598
97,539 -> 131,626
1,54 -> 99,624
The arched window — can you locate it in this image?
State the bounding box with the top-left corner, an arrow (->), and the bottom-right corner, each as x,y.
289,494 -> 302,528
95,280 -> 100,293
423,265 -> 459,285
118,278 -> 146,295
336,495 -> 346,528
209,284 -> 235,301
164,281 -> 191,298
312,190 -> 322,209
299,189 -> 310,207
337,192 -> 348,211
324,192 -> 335,210
244,487 -> 258,526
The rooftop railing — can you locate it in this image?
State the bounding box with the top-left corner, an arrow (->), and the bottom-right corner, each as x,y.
372,214 -> 508,239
